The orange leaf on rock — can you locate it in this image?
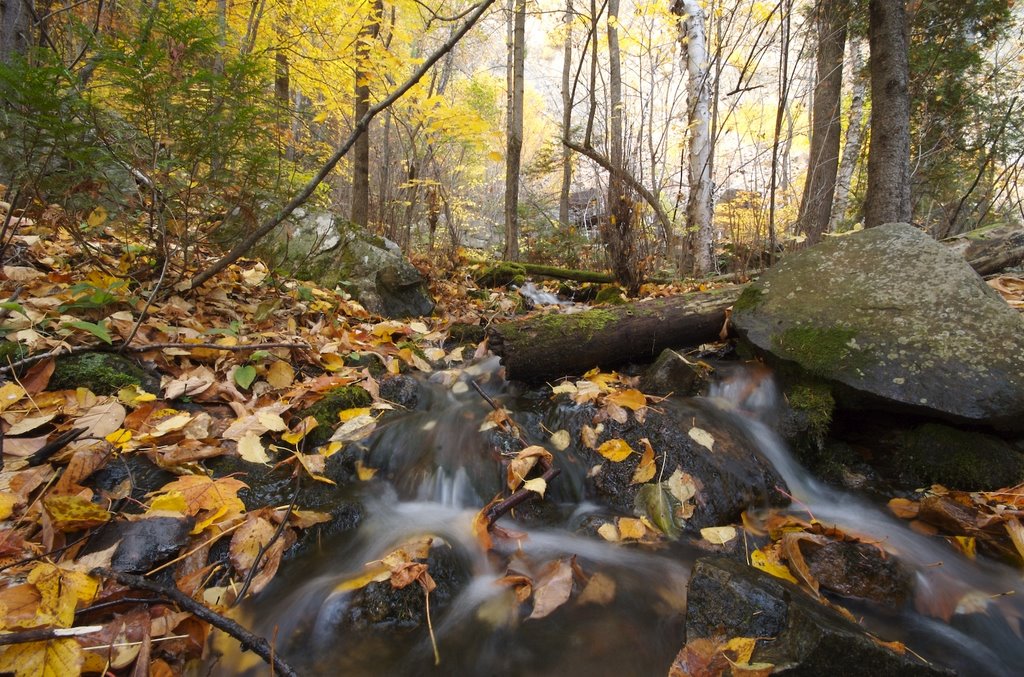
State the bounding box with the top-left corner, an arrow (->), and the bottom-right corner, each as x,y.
43,494 -> 111,532
528,558 -> 574,620
507,445 -> 552,491
631,438 -> 656,484
150,476 -> 246,520
229,514 -> 276,577
605,388 -> 647,411
596,438 -> 633,462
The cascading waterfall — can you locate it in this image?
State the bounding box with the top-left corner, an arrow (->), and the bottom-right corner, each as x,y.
212,360 -> 1024,676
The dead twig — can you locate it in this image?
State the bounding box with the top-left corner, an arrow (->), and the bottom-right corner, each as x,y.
91,568 -> 298,677
0,625 -> 103,646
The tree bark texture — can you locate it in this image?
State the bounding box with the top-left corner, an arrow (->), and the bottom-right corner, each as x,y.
351,0 -> 383,228
865,0 -> 911,227
0,0 -> 31,63
504,0 -> 526,261
797,0 -> 847,245
559,0 -> 573,230
673,0 -> 714,276
487,287 -> 741,383
829,38 -> 867,233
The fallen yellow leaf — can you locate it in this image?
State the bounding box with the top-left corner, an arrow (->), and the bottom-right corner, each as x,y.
597,438 -> 634,462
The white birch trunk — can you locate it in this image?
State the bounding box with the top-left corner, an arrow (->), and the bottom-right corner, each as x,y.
675,0 -> 714,276
829,38 -> 867,233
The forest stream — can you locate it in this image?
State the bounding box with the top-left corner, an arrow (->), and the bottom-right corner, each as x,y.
210,358 -> 1024,677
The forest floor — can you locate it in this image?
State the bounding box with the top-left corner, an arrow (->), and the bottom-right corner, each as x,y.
1,212 -> 1024,676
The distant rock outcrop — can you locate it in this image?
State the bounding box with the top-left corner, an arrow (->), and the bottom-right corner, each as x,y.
732,223 -> 1024,430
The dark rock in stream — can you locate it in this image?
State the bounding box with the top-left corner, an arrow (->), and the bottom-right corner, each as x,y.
800,539 -> 913,606
574,398 -> 789,534
887,423 -> 1024,491
336,544 -> 468,631
83,516 -> 192,573
732,223 -> 1024,431
379,374 -> 420,409
686,557 -> 952,676
639,348 -> 710,397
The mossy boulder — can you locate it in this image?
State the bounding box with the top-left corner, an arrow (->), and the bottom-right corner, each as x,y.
297,385 -> 373,447
889,423 -> 1024,491
50,352 -> 159,395
732,223 -> 1024,430
594,285 -> 627,305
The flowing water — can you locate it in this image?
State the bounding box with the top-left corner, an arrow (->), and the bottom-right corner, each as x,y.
213,359 -> 1024,676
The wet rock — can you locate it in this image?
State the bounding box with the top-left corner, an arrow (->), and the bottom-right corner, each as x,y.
888,423 -> 1024,491
686,556 -> 951,676
732,223 -> 1024,430
639,349 -> 709,397
573,398 -> 789,533
799,539 -> 913,606
50,352 -> 160,395
97,517 -> 192,573
295,385 -> 373,447
379,375 -> 420,410
88,454 -> 177,513
341,544 -> 469,631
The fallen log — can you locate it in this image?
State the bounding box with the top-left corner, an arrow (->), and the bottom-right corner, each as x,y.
487,286 -> 742,384
943,223 -> 1024,277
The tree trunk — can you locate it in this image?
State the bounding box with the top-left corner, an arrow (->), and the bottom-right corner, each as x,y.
797,0 -> 847,245
503,0 -> 526,261
559,0 -> 573,230
673,0 -> 714,276
603,0 -> 642,294
0,0 -> 32,63
487,287 -> 742,383
865,0 -> 911,227
351,0 -> 383,228
829,38 -> 867,233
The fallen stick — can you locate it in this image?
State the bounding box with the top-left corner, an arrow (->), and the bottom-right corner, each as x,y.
91,568 -> 298,677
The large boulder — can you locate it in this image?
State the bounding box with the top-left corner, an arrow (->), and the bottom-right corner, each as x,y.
732,223 -> 1024,430
339,229 -> 434,318
304,224 -> 434,318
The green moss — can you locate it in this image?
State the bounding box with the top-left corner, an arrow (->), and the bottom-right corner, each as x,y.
474,262 -> 526,288
448,323 -> 486,345
298,385 -> 373,447
771,325 -> 862,377
344,352 -> 386,377
894,424 -> 1024,490
50,352 -> 155,395
787,381 -> 835,440
594,285 -> 626,305
0,341 -> 27,365
496,308 -> 616,346
732,285 -> 764,313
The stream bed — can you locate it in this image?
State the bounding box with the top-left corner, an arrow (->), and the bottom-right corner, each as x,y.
211,357 -> 1024,676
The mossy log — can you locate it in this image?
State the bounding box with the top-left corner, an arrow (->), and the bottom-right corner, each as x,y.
943,223 -> 1024,276
487,286 -> 742,383
518,263 -> 615,283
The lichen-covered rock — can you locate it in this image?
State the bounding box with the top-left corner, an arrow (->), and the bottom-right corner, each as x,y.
306,225 -> 434,318
686,557 -> 951,676
732,223 -> 1024,430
